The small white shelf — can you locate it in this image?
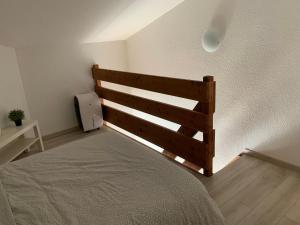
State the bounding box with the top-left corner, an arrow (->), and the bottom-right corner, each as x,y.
0,120 -> 44,166
0,137 -> 39,165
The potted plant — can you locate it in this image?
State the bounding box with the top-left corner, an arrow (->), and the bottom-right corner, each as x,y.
8,109 -> 25,126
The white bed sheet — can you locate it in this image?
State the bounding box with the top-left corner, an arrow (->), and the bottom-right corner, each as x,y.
0,128 -> 225,225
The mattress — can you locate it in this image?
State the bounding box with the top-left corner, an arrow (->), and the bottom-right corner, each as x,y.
0,127 -> 225,225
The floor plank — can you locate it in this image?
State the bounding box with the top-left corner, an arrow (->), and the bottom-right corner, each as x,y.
286,197 -> 300,223
276,217 -> 300,225
220,197 -> 251,225
239,175 -> 300,225
209,157 -> 268,206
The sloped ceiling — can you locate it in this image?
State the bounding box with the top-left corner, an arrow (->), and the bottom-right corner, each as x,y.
0,0 -> 183,48
85,0 -> 184,43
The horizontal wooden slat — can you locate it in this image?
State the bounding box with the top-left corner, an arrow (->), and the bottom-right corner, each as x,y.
177,102 -> 209,137
93,68 -> 212,102
177,77 -> 216,137
176,76 -> 215,176
96,86 -> 211,132
102,105 -> 207,167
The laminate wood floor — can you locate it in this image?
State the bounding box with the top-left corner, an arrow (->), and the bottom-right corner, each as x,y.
17,128 -> 300,225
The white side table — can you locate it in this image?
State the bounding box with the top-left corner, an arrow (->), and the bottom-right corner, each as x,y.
0,120 -> 44,165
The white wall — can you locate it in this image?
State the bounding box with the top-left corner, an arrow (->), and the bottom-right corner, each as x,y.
16,41 -> 128,135
126,0 -> 300,170
0,45 -> 30,128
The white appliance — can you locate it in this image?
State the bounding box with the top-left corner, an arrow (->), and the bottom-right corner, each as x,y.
74,92 -> 103,132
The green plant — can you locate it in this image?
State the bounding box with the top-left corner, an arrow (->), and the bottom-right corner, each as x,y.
8,109 -> 25,122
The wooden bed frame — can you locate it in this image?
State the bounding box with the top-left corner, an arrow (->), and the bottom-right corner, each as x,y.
91,65 -> 216,177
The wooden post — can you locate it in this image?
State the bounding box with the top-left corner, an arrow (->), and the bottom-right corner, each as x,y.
203,76 -> 215,177
92,64 -> 101,87
92,64 -> 102,95
92,65 -> 106,127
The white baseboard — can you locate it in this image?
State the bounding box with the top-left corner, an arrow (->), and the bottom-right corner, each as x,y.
43,127 -> 81,141
242,149 -> 300,173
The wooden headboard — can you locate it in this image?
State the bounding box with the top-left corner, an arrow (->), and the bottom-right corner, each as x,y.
91,65 -> 216,177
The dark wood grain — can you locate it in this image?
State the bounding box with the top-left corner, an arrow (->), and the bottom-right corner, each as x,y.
92,65 -> 216,176
96,86 -> 211,132
93,68 -> 212,102
102,105 -> 207,167
177,77 -> 215,137
176,76 -> 216,176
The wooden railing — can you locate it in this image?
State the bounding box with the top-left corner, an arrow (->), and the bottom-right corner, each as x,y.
92,65 -> 216,176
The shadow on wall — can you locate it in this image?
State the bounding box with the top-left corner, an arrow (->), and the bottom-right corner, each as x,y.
203,0 -> 237,52
254,123 -> 300,166
126,0 -> 300,170
215,13 -> 300,168
216,28 -> 282,140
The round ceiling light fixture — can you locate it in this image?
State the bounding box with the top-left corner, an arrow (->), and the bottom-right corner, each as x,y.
202,0 -> 237,53
202,29 -> 221,53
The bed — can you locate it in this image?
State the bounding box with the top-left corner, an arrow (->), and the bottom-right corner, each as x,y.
0,65 -> 224,225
